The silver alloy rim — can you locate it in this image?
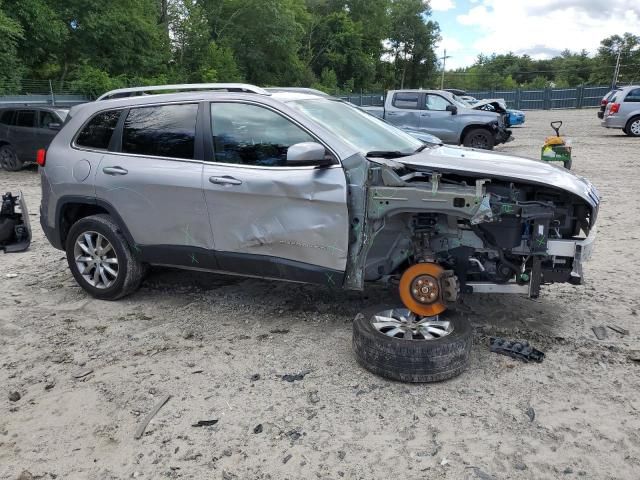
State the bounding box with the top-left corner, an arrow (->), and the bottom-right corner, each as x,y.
74,231 -> 119,289
631,120 -> 640,135
0,147 -> 17,170
370,308 -> 453,340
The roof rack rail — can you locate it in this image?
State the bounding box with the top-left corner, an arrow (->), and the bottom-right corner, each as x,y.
96,83 -> 270,101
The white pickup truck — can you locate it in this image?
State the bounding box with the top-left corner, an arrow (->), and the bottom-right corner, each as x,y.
363,89 -> 512,150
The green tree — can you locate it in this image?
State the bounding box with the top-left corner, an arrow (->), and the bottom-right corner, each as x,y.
387,0 -> 440,89
0,0 -> 24,93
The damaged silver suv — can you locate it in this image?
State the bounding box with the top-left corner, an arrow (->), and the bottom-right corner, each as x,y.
40,84 -> 599,378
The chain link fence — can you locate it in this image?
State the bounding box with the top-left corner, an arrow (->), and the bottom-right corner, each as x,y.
0,79 -> 87,106
341,85 -> 613,109
0,80 -> 614,109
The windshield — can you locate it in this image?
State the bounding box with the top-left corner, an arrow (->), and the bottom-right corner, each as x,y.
450,94 -> 471,108
288,98 -> 423,154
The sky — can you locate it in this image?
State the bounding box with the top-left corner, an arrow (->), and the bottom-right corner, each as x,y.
430,0 -> 640,70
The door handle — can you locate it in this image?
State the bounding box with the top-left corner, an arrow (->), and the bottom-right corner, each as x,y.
102,166 -> 128,175
420,113 -> 430,117
386,112 -> 398,116
209,175 -> 242,186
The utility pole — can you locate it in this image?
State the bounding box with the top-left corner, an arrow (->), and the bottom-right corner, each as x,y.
611,47 -> 622,89
439,49 -> 451,90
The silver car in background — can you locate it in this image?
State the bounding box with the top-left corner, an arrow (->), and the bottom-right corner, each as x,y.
601,85 -> 640,136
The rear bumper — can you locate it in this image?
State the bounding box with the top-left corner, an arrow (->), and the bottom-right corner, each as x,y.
601,116 -> 625,129
40,204 -> 63,250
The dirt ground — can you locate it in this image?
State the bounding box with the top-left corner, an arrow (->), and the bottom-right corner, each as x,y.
1,109 -> 639,480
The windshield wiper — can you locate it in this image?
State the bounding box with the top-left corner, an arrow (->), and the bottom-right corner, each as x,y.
414,144 -> 429,153
366,150 -> 412,159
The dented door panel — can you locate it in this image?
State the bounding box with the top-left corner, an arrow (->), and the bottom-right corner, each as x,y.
202,164 -> 350,274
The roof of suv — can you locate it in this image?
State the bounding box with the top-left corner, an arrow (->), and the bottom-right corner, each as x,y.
69,89 -> 336,119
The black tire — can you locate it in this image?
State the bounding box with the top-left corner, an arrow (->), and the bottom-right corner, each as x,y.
0,144 -> 23,171
352,306 -> 472,383
624,116 -> 640,137
563,158 -> 572,169
65,214 -> 144,300
462,128 -> 495,150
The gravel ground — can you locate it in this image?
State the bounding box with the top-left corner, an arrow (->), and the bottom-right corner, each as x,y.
1,109 -> 639,480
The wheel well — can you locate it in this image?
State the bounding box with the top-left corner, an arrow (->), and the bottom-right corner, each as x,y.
460,124 -> 491,143
0,140 -> 10,147
626,115 -> 640,129
59,203 -> 109,246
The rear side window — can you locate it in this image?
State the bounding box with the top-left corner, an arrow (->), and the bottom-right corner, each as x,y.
0,110 -> 15,125
122,104 -> 198,160
392,92 -> 419,109
15,110 -> 36,127
76,110 -> 121,150
625,88 -> 640,102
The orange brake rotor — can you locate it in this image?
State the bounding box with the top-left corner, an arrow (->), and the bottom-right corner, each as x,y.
399,263 -> 447,317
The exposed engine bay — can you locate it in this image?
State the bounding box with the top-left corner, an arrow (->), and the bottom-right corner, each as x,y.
0,191 -> 31,253
358,160 -> 598,312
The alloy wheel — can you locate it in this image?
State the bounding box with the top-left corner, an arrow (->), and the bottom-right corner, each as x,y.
370,307 -> 453,340
470,134 -> 489,149
630,119 -> 640,136
73,231 -> 119,289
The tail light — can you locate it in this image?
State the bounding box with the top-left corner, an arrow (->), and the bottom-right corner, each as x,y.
36,148 -> 46,167
609,103 -> 620,115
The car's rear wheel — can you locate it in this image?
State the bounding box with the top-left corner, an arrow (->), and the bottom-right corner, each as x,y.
65,214 -> 144,300
463,128 -> 495,150
0,145 -> 23,171
352,306 -> 472,382
625,116 -> 640,137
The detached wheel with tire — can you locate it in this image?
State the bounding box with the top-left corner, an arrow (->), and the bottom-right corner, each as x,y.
625,116 -> 640,137
462,128 -> 495,150
65,214 -> 144,300
352,306 -> 472,383
0,144 -> 23,171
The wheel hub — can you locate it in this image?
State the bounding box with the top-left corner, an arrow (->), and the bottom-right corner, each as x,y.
410,275 -> 440,304
399,263 -> 449,316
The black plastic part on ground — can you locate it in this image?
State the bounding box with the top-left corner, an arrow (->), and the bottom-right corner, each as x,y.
352,306 -> 473,383
0,191 -> 31,253
489,337 -> 545,363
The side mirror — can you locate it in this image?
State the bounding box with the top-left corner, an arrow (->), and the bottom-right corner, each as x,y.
446,105 -> 457,115
48,122 -> 61,130
286,142 -> 333,166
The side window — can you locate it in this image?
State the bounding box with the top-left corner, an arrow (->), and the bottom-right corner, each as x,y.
76,110 -> 121,150
38,111 -> 58,128
425,95 -> 451,111
392,92 -> 419,109
210,103 -> 315,167
122,104 -> 198,160
0,110 -> 15,125
15,110 -> 36,128
625,88 -> 640,102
